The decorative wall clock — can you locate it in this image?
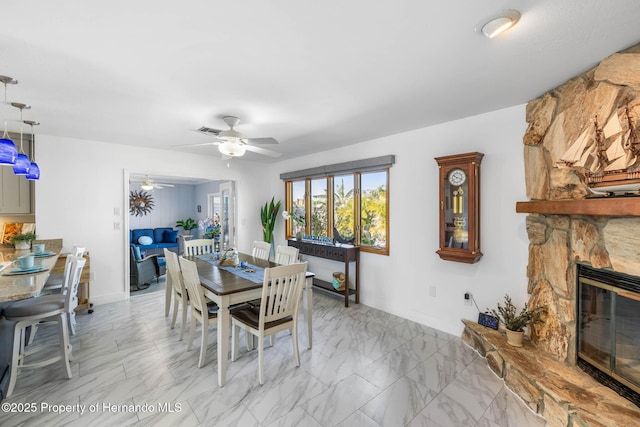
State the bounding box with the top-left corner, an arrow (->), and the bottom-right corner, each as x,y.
435,152 -> 483,263
129,190 -> 154,216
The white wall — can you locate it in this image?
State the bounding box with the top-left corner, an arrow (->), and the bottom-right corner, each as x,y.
35,136 -> 270,305
269,105 -> 530,336
129,183 -> 196,230
33,104 -> 529,337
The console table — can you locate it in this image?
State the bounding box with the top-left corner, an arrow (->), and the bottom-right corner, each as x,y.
288,239 -> 359,307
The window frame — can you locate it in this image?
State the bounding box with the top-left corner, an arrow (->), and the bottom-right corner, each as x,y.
284,167 -> 390,256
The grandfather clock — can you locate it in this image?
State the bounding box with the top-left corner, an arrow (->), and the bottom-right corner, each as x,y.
435,152 -> 483,263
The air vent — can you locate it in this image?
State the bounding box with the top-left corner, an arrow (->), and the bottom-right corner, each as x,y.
196,126 -> 220,135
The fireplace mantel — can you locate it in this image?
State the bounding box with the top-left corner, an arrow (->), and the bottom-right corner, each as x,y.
516,198 -> 640,216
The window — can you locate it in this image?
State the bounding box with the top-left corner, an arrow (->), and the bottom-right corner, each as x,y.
282,156 -> 393,255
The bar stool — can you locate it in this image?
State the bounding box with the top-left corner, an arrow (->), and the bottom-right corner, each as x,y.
3,256 -> 86,397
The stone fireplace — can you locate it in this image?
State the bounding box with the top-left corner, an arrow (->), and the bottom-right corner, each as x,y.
463,44 -> 640,426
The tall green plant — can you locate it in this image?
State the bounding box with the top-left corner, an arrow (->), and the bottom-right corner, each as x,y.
260,197 -> 281,243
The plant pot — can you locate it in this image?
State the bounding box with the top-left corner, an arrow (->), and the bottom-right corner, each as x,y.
14,241 -> 31,250
506,329 -> 524,347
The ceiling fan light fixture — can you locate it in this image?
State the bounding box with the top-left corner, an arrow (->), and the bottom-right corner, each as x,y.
140,183 -> 154,191
478,9 -> 520,39
218,141 -> 246,157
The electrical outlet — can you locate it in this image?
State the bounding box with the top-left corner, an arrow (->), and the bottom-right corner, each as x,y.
464,292 -> 472,306
429,286 -> 437,297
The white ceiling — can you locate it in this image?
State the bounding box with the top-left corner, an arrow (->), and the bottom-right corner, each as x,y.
1,1 -> 638,163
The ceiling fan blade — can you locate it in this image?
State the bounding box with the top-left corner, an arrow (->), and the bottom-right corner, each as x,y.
244,144 -> 282,157
244,137 -> 279,145
156,183 -> 175,188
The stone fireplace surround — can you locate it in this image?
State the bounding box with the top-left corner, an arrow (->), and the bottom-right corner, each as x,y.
463,44 -> 640,426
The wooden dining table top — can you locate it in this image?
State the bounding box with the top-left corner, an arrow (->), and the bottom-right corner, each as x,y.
0,248 -> 61,303
185,252 -> 277,295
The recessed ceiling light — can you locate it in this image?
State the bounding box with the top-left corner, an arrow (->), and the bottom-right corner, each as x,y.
477,9 -> 521,39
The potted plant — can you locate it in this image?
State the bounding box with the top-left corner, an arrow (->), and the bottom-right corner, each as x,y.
175,218 -> 197,235
10,232 -> 37,250
488,294 -> 543,347
282,208 -> 305,240
260,197 -> 281,244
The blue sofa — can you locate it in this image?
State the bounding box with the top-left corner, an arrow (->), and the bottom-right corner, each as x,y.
130,227 -> 180,256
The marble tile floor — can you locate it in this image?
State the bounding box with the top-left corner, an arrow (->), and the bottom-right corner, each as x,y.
1,289 -> 547,426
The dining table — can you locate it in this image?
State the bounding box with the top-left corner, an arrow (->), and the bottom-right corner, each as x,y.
184,252 -> 314,387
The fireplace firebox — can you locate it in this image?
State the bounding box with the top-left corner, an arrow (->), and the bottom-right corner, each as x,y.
577,264 -> 640,407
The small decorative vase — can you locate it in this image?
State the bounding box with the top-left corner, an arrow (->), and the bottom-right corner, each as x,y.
506,329 -> 524,347
295,231 -> 303,240
14,241 -> 30,250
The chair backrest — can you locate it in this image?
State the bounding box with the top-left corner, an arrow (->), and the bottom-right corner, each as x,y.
72,245 -> 86,257
184,239 -> 215,256
64,256 -> 86,312
275,245 -> 299,265
252,241 -> 271,261
179,257 -> 207,317
260,262 -> 307,328
164,248 -> 185,296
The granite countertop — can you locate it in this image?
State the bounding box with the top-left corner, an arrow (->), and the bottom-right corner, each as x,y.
0,248 -> 60,303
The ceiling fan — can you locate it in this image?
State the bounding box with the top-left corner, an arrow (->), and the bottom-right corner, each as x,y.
181,116 -> 281,159
134,176 -> 175,191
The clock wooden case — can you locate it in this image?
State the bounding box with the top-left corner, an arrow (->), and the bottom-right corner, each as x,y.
435,152 -> 483,263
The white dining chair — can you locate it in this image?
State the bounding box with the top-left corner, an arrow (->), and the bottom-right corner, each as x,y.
179,256 -> 218,368
231,262 -> 307,384
42,245 -> 86,294
3,256 -> 86,397
275,245 -> 299,265
184,239 -> 215,256
252,241 -> 271,261
164,249 -> 189,341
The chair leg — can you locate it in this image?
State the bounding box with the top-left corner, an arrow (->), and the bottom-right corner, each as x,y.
68,311 -> 76,336
58,313 -> 72,379
231,322 -> 240,362
27,323 -> 38,345
7,323 -> 26,398
198,319 -> 208,368
179,299 -> 188,341
258,334 -> 265,385
292,323 -> 300,367
245,328 -> 254,351
188,314 -> 196,351
171,293 -> 179,329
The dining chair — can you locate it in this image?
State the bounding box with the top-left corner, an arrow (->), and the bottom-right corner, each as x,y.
231,262 -> 308,385
275,245 -> 299,265
42,245 -> 86,294
252,240 -> 271,261
164,249 -> 189,341
3,256 -> 86,397
184,238 -> 215,256
178,256 -> 219,368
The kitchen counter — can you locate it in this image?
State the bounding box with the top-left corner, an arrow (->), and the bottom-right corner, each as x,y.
0,248 -> 60,302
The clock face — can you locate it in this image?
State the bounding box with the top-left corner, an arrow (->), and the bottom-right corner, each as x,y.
448,168 -> 466,186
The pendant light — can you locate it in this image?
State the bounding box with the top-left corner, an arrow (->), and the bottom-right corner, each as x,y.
0,75 -> 18,165
11,102 -> 31,175
24,120 -> 40,180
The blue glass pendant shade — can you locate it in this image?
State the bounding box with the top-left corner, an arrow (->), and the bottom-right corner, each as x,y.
13,153 -> 30,174
26,161 -> 39,180
0,138 -> 17,165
